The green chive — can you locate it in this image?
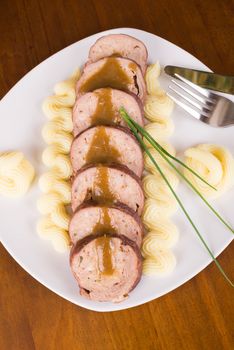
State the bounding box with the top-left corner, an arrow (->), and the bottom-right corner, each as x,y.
119,107 -> 234,287
120,107 -> 216,190
120,107 -> 234,235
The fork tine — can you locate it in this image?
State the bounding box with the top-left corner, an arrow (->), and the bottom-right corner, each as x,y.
172,78 -> 215,106
174,73 -> 216,102
167,91 -> 209,120
169,84 -> 212,113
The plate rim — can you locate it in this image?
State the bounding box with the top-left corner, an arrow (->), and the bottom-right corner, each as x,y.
0,27 -> 233,312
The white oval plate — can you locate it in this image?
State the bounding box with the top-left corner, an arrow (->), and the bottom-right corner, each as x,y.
0,28 -> 233,312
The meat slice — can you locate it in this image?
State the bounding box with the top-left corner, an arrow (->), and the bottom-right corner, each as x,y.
69,202 -> 144,247
72,88 -> 144,136
71,164 -> 144,214
70,234 -> 142,302
70,125 -> 144,177
88,34 -> 148,75
76,57 -> 146,102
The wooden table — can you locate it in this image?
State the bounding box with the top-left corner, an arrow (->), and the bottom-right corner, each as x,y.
0,1 -> 233,349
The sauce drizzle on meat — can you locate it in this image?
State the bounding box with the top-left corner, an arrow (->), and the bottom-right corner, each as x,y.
94,208 -> 116,275
91,88 -> 120,126
85,126 -> 121,165
79,57 -> 132,93
77,56 -> 141,279
95,235 -> 114,275
91,166 -> 117,275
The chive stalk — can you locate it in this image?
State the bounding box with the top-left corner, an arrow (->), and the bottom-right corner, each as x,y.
120,108 -> 233,286
121,108 -> 216,190
120,107 -> 234,235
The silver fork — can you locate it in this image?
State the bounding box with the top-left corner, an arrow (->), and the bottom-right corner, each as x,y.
167,73 -> 234,127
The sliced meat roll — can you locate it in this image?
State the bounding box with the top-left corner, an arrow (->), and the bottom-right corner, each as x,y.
70,125 -> 144,177
71,164 -> 144,214
76,57 -> 146,102
88,34 -> 148,74
72,88 -> 144,136
70,234 -> 142,303
69,202 -> 144,247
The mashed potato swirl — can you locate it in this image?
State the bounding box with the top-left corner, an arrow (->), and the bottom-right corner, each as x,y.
183,144 -> 234,198
37,69 -> 80,252
0,151 -> 35,197
142,62 -> 179,276
143,175 -> 178,216
143,250 -> 176,276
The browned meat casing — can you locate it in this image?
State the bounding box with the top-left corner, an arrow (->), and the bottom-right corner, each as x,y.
76,57 -> 146,102
72,88 -> 144,136
69,202 -> 144,247
70,234 -> 142,302
70,125 -> 144,177
88,34 -> 148,74
71,164 -> 144,214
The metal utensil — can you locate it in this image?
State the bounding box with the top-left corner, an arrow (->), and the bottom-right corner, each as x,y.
164,66 -> 234,94
167,74 -> 234,127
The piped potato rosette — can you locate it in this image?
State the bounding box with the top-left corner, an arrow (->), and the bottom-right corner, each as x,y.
141,220 -> 179,253
0,151 -> 35,197
142,62 -> 179,276
37,69 -> 80,252
143,250 -> 176,276
183,144 -> 234,198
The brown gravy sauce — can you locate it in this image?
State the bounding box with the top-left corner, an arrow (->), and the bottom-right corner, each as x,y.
95,235 -> 114,275
82,58 -> 135,276
91,166 -> 116,275
85,126 -> 121,165
91,166 -> 115,204
94,207 -> 116,275
91,88 -> 120,126
79,57 -> 131,93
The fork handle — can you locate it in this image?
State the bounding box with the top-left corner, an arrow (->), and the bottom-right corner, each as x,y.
214,99 -> 234,127
224,102 -> 234,126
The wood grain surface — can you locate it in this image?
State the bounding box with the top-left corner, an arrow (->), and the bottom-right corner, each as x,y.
0,0 -> 233,349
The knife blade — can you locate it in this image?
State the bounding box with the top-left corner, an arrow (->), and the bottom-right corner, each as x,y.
164,65 -> 234,94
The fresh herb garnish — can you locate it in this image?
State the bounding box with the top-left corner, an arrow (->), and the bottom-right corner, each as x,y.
120,107 -> 234,287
